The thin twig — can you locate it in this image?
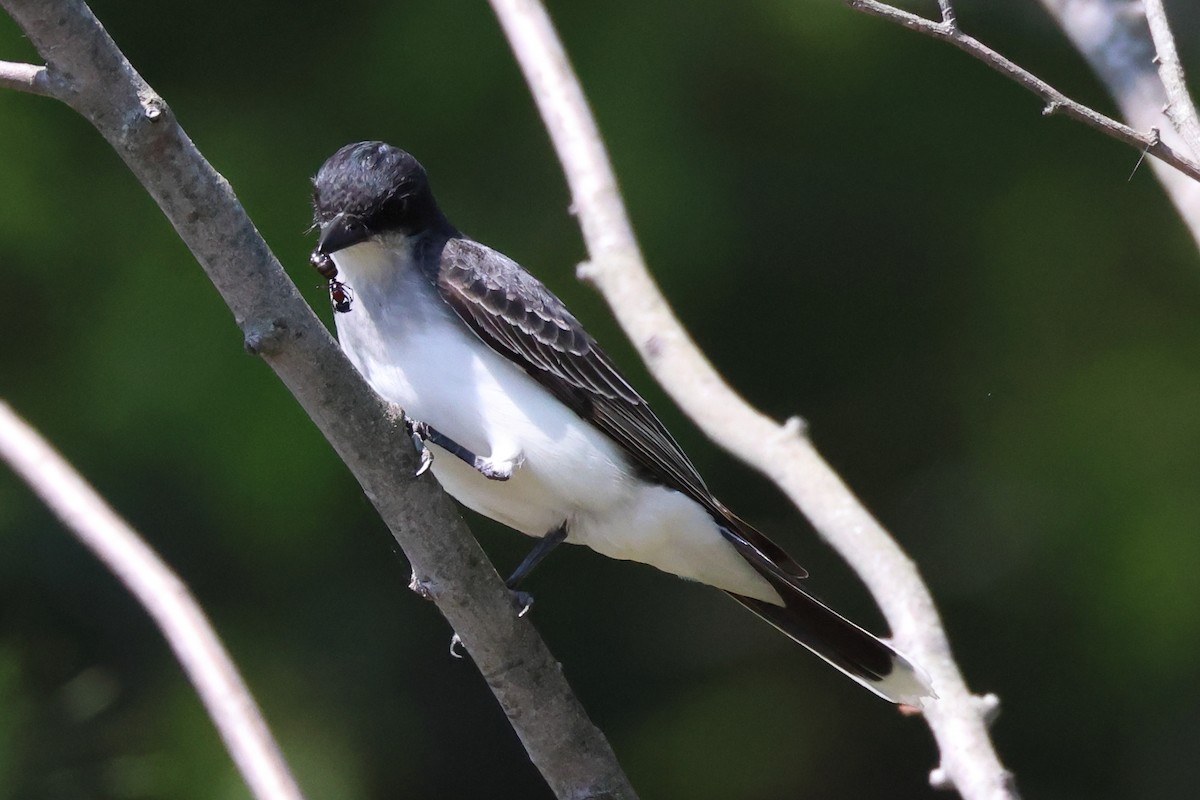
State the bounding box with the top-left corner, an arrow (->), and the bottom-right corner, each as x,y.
486,1 -> 1018,798
0,59 -> 54,96
0,402 -> 305,800
1039,0 -> 1200,250
843,0 -> 1200,184
937,0 -> 957,28
0,1 -> 636,797
1143,0 -> 1200,160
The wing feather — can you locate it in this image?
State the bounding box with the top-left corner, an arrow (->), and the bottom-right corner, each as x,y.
413,235 -> 928,701
429,237 -> 808,580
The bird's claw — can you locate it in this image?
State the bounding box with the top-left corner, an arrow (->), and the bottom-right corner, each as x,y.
404,417 -> 426,441
415,442 -> 435,477
510,589 -> 534,617
404,416 -> 519,482
407,419 -> 436,476
445,592 -> 530,660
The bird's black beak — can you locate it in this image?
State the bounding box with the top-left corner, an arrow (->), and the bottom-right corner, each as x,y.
316,214 -> 370,255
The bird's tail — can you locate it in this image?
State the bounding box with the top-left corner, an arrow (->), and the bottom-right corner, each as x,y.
718,522 -> 934,706
727,589 -> 933,706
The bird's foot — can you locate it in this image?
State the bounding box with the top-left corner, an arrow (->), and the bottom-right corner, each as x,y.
446,591 -> 532,657
406,418 -> 520,482
407,421 -> 436,477
510,589 -> 534,617
415,445 -> 435,477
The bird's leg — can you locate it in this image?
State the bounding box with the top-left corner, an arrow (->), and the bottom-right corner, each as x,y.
507,525 -> 568,588
447,524 -> 562,652
404,419 -> 516,481
504,525 -> 568,614
406,420 -> 436,477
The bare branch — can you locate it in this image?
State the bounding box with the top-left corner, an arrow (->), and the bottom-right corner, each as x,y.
937,0 -> 957,27
0,1 -> 635,797
0,59 -> 54,95
1143,0 -> 1200,159
842,0 -> 1200,185
486,0 -> 1018,798
0,402 -> 305,800
1039,0 -> 1200,249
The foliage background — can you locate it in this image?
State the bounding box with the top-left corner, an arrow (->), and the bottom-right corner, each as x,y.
2,1 -> 1199,798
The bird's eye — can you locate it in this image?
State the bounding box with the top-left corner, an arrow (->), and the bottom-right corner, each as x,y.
383,194 -> 408,218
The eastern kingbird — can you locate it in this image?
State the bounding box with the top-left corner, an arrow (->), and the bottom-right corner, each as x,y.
311,141 -> 933,705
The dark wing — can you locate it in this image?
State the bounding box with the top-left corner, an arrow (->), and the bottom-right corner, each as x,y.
430,237 -> 807,580
427,239 -> 935,704
432,238 -> 705,498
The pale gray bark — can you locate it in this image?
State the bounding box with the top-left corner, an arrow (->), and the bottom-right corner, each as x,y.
10,0 -> 1190,797
1040,0 -> 1200,249
487,1 -> 1018,799
0,1 -> 634,798
843,0 -> 1200,185
0,403 -> 305,800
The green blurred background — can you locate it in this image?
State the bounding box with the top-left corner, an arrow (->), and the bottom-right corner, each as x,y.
3,1 -> 1199,797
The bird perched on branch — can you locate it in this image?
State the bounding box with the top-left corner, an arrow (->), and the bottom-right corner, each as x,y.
310,141 -> 933,706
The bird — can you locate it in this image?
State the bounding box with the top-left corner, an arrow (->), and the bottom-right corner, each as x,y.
310,141 -> 933,706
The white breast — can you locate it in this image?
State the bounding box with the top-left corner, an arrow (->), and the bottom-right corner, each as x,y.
329,238 -> 778,603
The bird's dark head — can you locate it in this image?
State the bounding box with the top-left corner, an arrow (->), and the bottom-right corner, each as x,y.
311,141 -> 447,255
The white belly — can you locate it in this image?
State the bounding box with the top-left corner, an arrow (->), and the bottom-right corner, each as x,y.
330,240 -> 778,602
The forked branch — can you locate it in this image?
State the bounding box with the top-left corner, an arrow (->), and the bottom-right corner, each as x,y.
842,0 -> 1200,184
487,0 -> 1018,797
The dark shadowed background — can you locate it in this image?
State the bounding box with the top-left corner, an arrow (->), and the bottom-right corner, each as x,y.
3,1 -> 1199,798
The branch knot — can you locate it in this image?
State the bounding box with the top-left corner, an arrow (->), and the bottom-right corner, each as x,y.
575,260 -> 598,284
779,415 -> 809,440
242,318 -> 290,356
